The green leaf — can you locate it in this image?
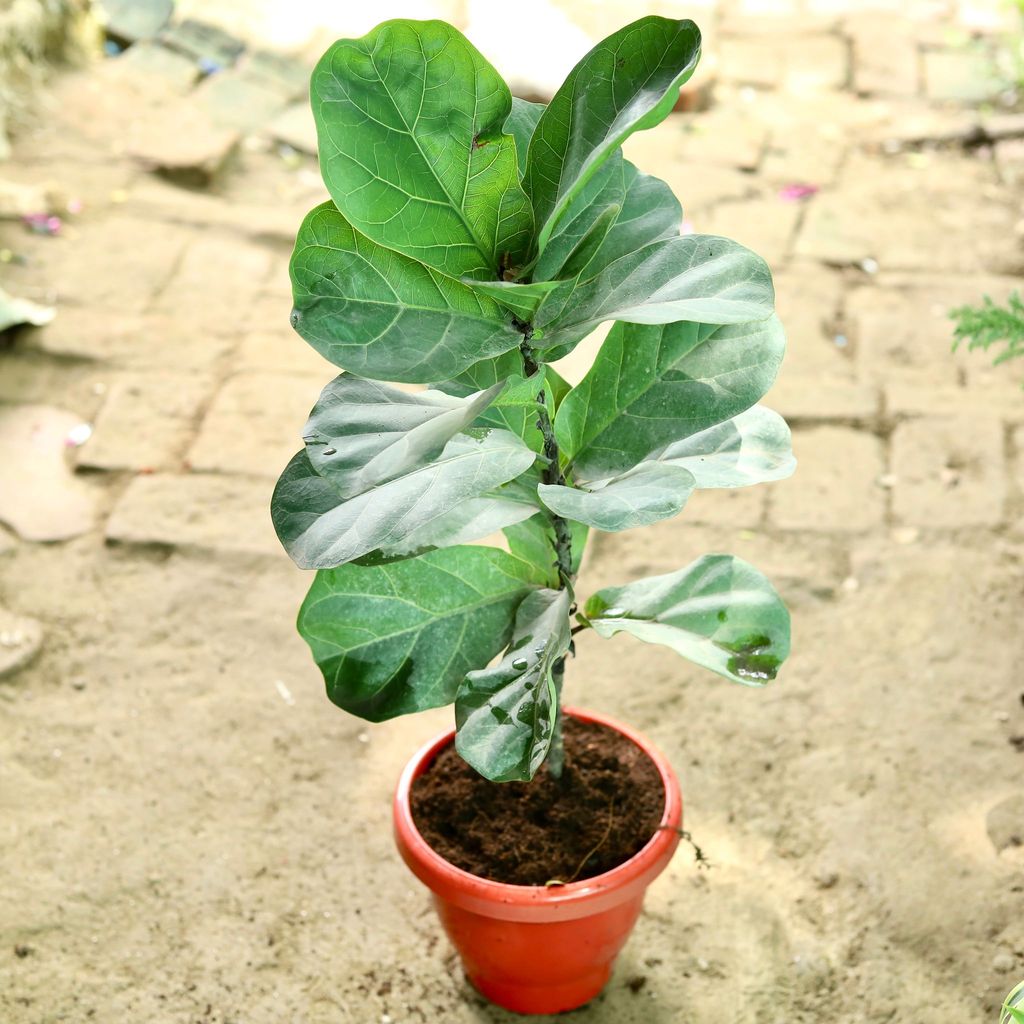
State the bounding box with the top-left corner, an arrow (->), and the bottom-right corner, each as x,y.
461,278 -> 565,320
584,555 -> 790,686
303,374 -> 505,497
557,203 -> 621,280
311,19 -> 532,278
503,515 -> 589,586
272,430 -> 536,569
298,546 -> 539,721
555,315 -> 786,481
437,364 -> 573,454
533,153 -> 681,284
375,494 -> 538,559
525,16 -> 700,255
455,587 -> 572,781
290,203 -> 521,383
534,235 -> 775,352
505,97 -> 545,175
539,462 -> 695,532
658,405 -> 795,488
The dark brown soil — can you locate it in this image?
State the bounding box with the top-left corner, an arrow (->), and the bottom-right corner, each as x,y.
410,718 -> 665,886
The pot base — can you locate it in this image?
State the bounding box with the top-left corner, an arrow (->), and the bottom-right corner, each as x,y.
470,965 -> 610,1015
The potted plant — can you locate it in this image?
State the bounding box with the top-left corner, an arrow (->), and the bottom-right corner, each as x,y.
272,15 -> 794,1015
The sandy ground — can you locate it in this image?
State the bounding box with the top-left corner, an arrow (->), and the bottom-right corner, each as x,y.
2,1 -> 1024,1021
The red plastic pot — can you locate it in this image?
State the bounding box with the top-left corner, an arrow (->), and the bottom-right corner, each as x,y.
392,706 -> 682,1015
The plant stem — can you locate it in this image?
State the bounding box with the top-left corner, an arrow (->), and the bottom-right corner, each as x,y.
518,338 -> 574,587
518,332 -> 574,781
548,662 -> 565,778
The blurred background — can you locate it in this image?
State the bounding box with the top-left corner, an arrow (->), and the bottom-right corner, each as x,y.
2,1 -> 1024,1022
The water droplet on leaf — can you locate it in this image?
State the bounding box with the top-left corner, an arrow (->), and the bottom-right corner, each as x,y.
511,657 -> 529,671
322,447 -> 337,456
602,607 -> 627,618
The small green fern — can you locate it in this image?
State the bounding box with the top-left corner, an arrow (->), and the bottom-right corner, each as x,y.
1002,979 -> 1024,1024
950,292 -> 1024,368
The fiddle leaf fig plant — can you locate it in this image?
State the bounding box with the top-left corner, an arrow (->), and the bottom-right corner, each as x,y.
272,15 -> 796,783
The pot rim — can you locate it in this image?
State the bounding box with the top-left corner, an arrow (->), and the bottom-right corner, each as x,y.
393,706 -> 682,920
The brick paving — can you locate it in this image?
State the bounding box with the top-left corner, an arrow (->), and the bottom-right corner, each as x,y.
2,2 -> 1024,1021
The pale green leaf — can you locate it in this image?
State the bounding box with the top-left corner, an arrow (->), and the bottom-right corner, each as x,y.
584,555 -> 790,686
298,546 -> 539,720
455,587 -> 572,781
303,374 -> 505,497
539,461 -> 695,531
658,405 -> 795,488
272,430 -> 536,569
555,315 -> 786,481
534,235 -> 775,352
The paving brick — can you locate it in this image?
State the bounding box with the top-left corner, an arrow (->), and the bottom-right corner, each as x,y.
760,131 -> 847,187
681,486 -> 766,529
242,50 -> 310,98
105,473 -> 278,556
125,178 -> 310,243
159,18 -> 246,70
264,102 -> 317,154
782,35 -> 850,92
773,264 -> 849,377
718,34 -> 848,92
113,41 -> 199,91
796,154 -> 1015,272
128,102 -> 242,187
153,236 -> 275,335
849,285 -> 961,387
76,373 -> 214,472
995,138 -> 1024,188
765,376 -> 880,421
195,72 -> 292,133
29,216 -> 191,313
625,111 -> 770,175
236,332 -> 337,379
770,426 -> 886,531
850,19 -> 920,96
699,198 -> 801,268
186,373 -> 324,477
23,311 -> 237,370
95,0 -> 174,44
891,416 -> 1005,527
922,47 -> 1008,103
884,382 -> 1024,420
717,37 -> 783,89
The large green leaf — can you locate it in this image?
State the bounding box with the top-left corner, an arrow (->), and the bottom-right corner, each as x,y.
525,16 -> 700,255
534,235 -> 775,351
311,19 -> 531,278
583,555 -> 790,686
455,587 -> 572,781
555,315 -> 786,482
533,153 -> 681,284
298,547 -> 539,721
303,374 -> 505,498
272,430 -> 536,569
539,462 -> 695,532
290,203 -> 521,383
658,405 -> 795,488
